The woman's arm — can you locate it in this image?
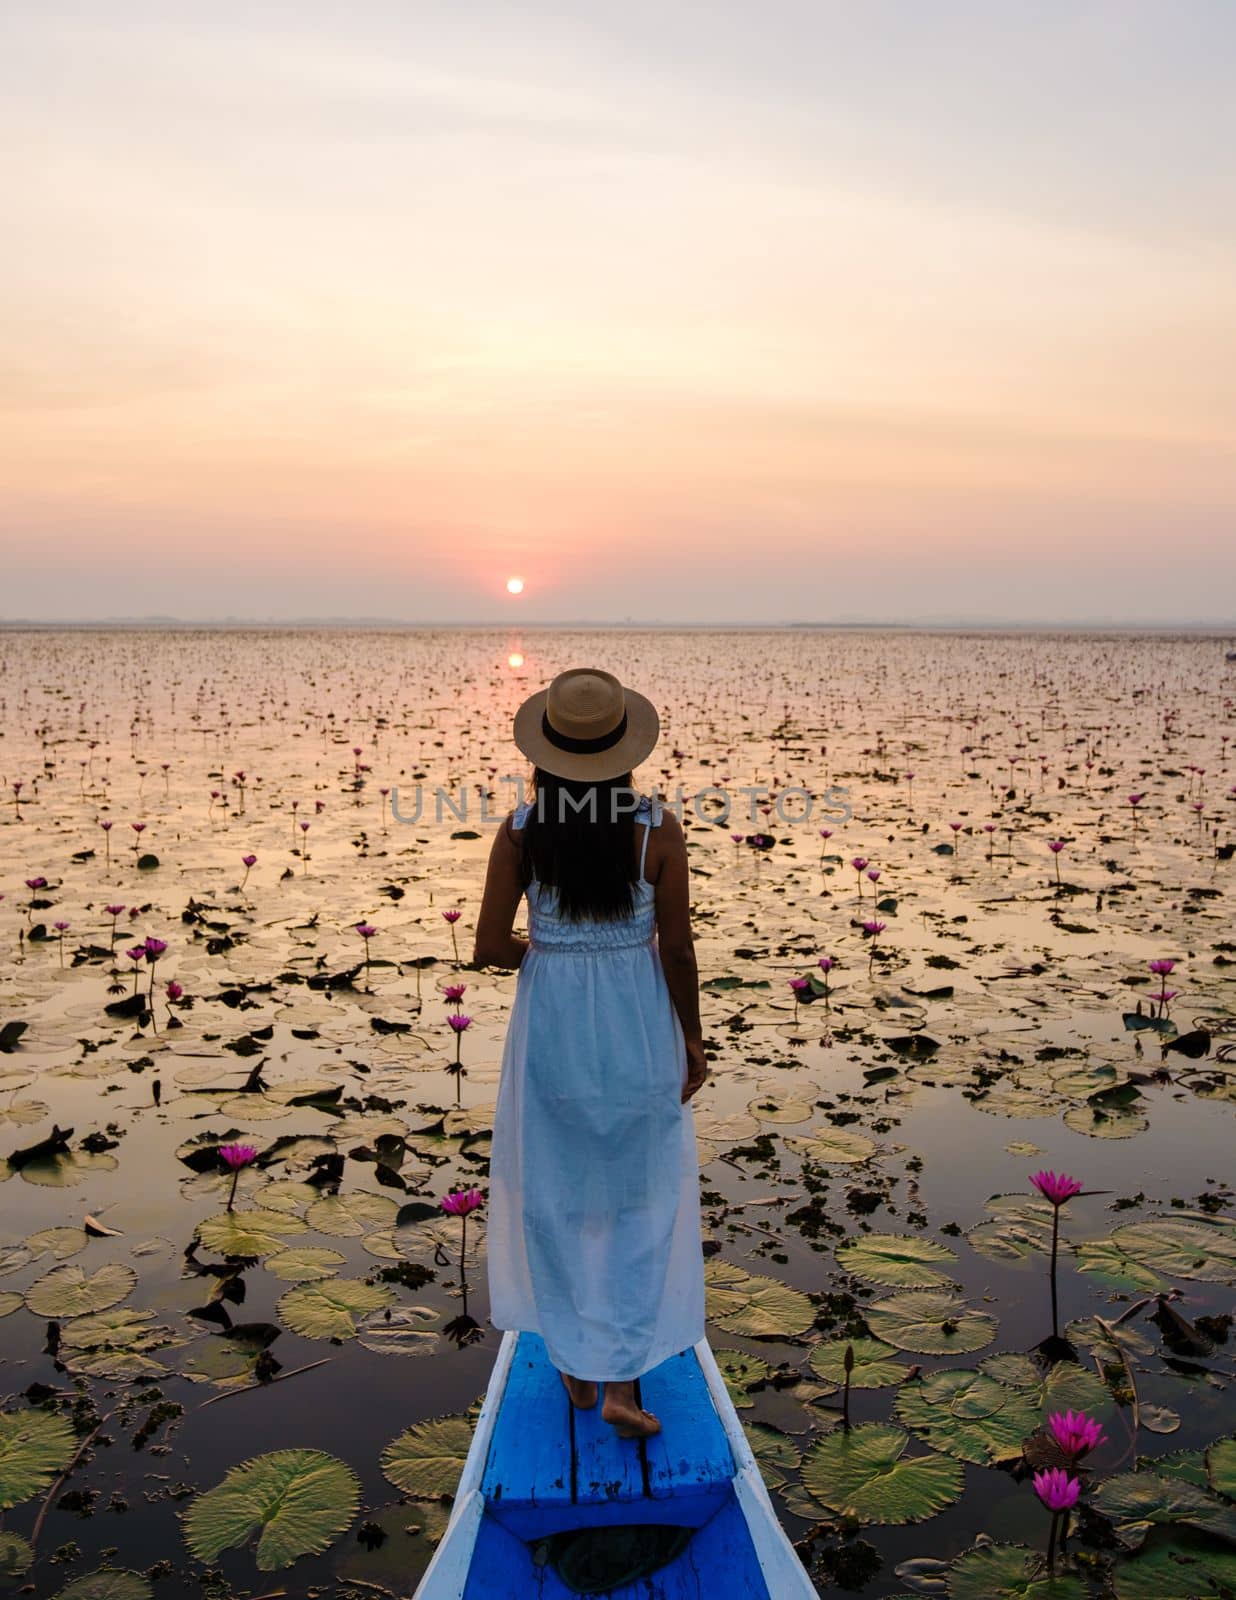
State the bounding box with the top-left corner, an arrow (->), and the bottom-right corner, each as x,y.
652,811 -> 708,1101
472,818 -> 529,970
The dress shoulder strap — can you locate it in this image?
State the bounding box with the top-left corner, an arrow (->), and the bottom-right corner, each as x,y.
636,793 -> 660,880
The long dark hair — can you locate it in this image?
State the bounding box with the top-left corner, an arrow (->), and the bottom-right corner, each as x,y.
520,767 -> 639,922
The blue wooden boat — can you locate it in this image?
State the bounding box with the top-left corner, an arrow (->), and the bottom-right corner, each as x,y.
414,1331 -> 818,1598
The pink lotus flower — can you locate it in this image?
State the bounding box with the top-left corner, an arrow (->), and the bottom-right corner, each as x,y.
355,923 -> 377,939
241,854 -> 257,867
818,957 -> 835,973
1033,1468 -> 1081,1513
218,1143 -> 257,1170
442,909 -> 461,923
144,937 -> 168,961
448,1013 -> 473,1033
166,980 -> 184,1001
788,977 -> 810,994
105,903 -> 126,917
440,1188 -> 483,1216
1128,793 -> 1144,806
25,876 -> 47,891
1048,1410 -> 1108,1461
131,822 -> 146,835
443,983 -> 467,1002
1048,839 -> 1066,853
1031,1170 -> 1083,1206
851,857 -> 868,872
1148,958 -> 1176,976
862,920 -> 886,937
219,1142 -> 258,1211
125,945 -> 147,964
867,869 -> 880,883
100,819 -> 113,831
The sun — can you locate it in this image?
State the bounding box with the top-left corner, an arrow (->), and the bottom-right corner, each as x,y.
506,576 -> 524,595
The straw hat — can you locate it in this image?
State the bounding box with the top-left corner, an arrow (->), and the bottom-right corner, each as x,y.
513,667 -> 659,782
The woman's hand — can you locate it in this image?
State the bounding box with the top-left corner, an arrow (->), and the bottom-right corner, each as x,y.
682,1038 -> 709,1103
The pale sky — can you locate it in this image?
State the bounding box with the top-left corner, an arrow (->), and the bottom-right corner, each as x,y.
2,1 -> 1234,624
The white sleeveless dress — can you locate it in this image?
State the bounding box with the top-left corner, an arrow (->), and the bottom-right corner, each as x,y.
486,796 -> 706,1382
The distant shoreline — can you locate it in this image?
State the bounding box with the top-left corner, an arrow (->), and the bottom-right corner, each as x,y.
0,618 -> 1233,637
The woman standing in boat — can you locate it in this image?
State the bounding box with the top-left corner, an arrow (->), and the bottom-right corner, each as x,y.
474,667 -> 708,1439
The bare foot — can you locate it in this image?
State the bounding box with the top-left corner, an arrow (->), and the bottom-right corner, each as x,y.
602,1382 -> 661,1439
559,1371 -> 598,1410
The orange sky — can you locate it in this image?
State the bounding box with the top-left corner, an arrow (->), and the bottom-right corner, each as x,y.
2,3 -> 1234,622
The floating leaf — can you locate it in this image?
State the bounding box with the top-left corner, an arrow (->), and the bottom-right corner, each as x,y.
1111,1217 -> 1236,1283
195,1210 -> 308,1258
742,1422 -> 801,1489
305,1191 -> 399,1237
1074,1238 -> 1167,1292
715,1348 -> 775,1407
1091,1471 -> 1236,1549
182,1448 -> 360,1570
784,1129 -> 877,1165
809,1337 -> 909,1389
381,1415 -> 474,1498
24,1262 -> 135,1319
801,1423 -> 962,1524
52,1571 -> 154,1600
264,1246 -> 346,1283
895,1369 -> 1041,1465
1110,1529 -> 1236,1599
0,1409 -> 77,1509
948,1543 -> 1088,1599
355,1305 -> 439,1356
0,1292 -> 20,1318
277,1278 -> 393,1341
865,1292 -> 998,1356
704,1258 -> 814,1337
836,1233 -> 958,1289
0,1531 -> 34,1580
1208,1437 -> 1236,1498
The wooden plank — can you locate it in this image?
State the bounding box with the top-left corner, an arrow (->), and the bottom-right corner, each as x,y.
640,1348 -> 734,1503
572,1385 -> 644,1512
480,1332 -> 571,1537
460,1497 -> 773,1599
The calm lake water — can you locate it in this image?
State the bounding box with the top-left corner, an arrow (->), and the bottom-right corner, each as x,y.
0,627 -> 1233,1599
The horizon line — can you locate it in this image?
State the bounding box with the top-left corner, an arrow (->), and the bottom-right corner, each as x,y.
2,615 -> 1236,636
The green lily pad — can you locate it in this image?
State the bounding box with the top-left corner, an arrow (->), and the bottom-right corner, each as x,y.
182,1448 -> 360,1570
715,1348 -> 776,1407
0,1292 -> 20,1319
704,1259 -> 815,1338
948,1543 -> 1088,1599
264,1246 -> 346,1282
1092,1471 -> 1236,1549
894,1369 -> 1041,1465
1111,1217 -> 1236,1283
809,1337 -> 909,1389
305,1190 -> 399,1237
865,1291 -> 998,1356
801,1422 -> 962,1524
381,1415 -> 474,1497
277,1277 -> 394,1340
836,1233 -> 958,1289
195,1209 -> 308,1258
0,1531 -> 34,1580
966,1196 -> 1060,1264
24,1262 -> 136,1319
0,1409 -> 77,1509
1111,1529 -> 1236,1599
742,1422 -> 801,1489
1207,1437 -> 1235,1498
784,1129 -> 877,1165
52,1572 -> 154,1600
1074,1238 -> 1167,1292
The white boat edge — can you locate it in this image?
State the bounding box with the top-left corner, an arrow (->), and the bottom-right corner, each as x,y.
412,1331 -> 817,1599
